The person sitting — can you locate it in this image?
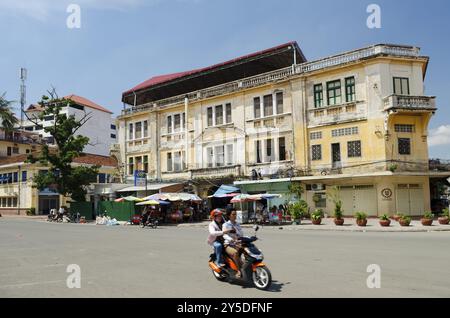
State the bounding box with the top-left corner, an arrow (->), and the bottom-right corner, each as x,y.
207,209 -> 232,267
222,209 -> 244,278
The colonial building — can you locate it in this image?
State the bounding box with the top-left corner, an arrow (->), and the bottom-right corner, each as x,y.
117,42 -> 449,216
0,153 -> 118,215
21,94 -> 117,156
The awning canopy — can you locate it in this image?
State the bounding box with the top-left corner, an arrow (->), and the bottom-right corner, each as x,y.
210,185 -> 240,198
142,192 -> 202,202
114,196 -> 143,202
116,183 -> 181,192
136,200 -> 160,206
230,193 -> 281,203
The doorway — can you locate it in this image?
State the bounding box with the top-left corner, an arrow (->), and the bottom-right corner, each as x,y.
331,143 -> 341,168
38,196 -> 60,215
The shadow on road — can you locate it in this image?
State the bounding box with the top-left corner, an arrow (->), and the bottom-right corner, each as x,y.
227,279 -> 286,293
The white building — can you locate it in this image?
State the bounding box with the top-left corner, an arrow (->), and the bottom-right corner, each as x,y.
22,94 -> 116,156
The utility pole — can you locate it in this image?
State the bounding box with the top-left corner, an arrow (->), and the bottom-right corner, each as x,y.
20,68 -> 27,129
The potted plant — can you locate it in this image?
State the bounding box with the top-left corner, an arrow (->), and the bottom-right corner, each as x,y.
333,200 -> 344,226
399,215 -> 411,227
438,208 -> 449,225
288,200 -> 308,225
391,212 -> 403,221
355,211 -> 368,227
421,211 -> 434,226
379,214 -> 391,227
311,209 -> 323,225
26,207 -> 36,216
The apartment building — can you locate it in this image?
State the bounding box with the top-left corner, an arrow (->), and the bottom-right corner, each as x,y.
21,94 -> 117,156
0,128 -> 41,158
117,41 -> 449,216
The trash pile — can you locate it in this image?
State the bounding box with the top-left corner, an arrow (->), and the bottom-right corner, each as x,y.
96,215 -> 120,226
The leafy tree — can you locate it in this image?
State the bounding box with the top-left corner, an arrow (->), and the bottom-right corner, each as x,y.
0,92 -> 19,133
27,91 -> 99,202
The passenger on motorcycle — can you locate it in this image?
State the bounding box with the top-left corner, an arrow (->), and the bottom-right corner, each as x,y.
223,209 -> 244,278
207,209 -> 232,268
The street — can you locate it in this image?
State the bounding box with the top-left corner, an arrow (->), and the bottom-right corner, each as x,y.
1,218 -> 450,298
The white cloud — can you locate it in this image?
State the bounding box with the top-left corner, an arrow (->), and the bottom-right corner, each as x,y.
429,125 -> 450,147
0,0 -> 152,21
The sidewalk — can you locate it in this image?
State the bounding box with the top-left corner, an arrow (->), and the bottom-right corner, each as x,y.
176,218 -> 450,232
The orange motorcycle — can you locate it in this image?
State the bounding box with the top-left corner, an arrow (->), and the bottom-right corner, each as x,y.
208,226 -> 272,290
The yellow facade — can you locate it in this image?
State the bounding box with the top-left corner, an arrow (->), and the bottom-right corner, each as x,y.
117,44 -> 440,215
0,158 -> 117,215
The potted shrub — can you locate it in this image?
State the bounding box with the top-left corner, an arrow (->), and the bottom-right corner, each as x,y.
333,200 -> 344,226
421,211 -> 434,226
399,215 -> 411,227
379,214 -> 391,227
438,208 -> 449,225
355,211 -> 368,227
26,207 -> 36,216
391,213 -> 403,221
311,209 -> 323,225
288,200 -> 308,225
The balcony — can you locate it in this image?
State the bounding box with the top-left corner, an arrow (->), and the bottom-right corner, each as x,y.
307,102 -> 367,127
190,164 -> 242,179
383,95 -> 436,113
121,44 -> 422,116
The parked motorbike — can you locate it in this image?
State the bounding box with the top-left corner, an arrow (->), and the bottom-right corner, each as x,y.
208,225 -> 272,290
140,214 -> 159,229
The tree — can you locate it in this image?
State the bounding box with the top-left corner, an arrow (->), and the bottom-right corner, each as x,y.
0,92 -> 19,132
26,91 -> 99,202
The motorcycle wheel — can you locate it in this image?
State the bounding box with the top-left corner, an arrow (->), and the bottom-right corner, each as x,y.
140,222 -> 145,228
211,270 -> 227,282
252,266 -> 272,290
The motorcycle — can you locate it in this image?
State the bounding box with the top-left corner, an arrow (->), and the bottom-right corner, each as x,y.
208,225 -> 272,290
140,213 -> 159,229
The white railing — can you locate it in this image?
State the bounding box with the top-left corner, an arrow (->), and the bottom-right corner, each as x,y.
384,95 -> 436,110
121,44 -> 421,116
190,164 -> 241,178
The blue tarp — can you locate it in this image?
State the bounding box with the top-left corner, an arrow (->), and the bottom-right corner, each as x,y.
212,185 -> 240,198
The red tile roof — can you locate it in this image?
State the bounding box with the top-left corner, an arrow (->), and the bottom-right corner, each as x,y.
25,95 -> 112,114
124,41 -> 302,95
65,94 -> 113,114
72,153 -> 117,167
0,153 -> 117,167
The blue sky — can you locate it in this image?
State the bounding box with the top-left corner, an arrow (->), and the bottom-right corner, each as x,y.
0,0 -> 449,158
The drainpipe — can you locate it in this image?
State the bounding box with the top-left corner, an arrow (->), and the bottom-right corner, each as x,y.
156,111 -> 161,181
302,78 -> 308,172
17,165 -> 21,215
184,96 -> 189,171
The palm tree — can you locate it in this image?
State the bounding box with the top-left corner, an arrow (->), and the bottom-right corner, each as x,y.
0,92 -> 19,133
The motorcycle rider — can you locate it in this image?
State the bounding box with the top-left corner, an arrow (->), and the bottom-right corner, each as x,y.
223,209 -> 244,278
207,209 -> 233,268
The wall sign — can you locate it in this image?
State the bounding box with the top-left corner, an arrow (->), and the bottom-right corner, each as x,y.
381,188 -> 393,200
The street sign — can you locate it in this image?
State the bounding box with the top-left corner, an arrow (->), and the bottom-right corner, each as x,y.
134,170 -> 147,187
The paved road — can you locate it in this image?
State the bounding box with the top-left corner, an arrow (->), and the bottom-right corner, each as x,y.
1,218 -> 450,297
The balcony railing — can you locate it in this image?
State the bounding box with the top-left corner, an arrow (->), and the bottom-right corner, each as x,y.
384,95 -> 436,112
121,44 -> 422,116
190,164 -> 241,179
308,102 -> 367,127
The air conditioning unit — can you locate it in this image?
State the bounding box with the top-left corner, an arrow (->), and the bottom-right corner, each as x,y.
311,183 -> 324,191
